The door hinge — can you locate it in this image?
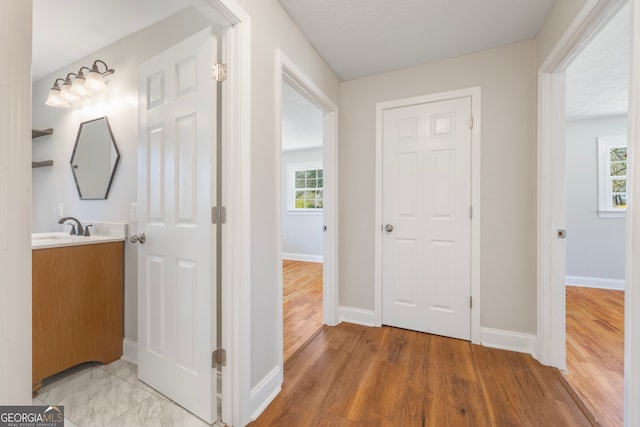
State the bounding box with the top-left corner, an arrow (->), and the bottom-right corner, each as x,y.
212,348 -> 227,368
211,206 -> 227,224
212,62 -> 227,82
469,116 -> 474,130
470,296 -> 473,309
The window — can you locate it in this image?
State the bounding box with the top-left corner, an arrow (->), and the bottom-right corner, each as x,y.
598,135 -> 627,218
288,162 -> 323,211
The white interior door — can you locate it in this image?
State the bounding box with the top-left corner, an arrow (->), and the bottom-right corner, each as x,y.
137,27 -> 217,423
382,97 -> 471,340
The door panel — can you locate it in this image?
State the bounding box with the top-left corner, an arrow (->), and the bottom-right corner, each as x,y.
382,97 -> 471,340
138,28 -> 216,424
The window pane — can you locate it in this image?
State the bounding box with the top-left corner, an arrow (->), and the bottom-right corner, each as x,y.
610,147 -> 627,162
317,170 -> 323,178
316,200 -> 323,208
295,171 -> 305,180
305,200 -> 317,208
306,170 -> 316,179
295,179 -> 305,188
317,178 -> 323,188
295,200 -> 305,208
613,194 -> 627,208
308,179 -> 317,188
611,162 -> 627,176
612,179 -> 627,193
305,190 -> 317,199
295,191 -> 304,200
317,190 -> 323,199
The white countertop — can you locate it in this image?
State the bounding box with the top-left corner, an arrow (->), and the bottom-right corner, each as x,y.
32,232 -> 125,249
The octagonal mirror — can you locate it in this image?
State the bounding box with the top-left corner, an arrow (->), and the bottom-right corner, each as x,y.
70,116 -> 120,200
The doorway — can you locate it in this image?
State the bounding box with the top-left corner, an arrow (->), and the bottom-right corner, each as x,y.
280,79 -> 325,361
537,0 -> 640,424
562,4 -> 628,424
276,50 -> 339,371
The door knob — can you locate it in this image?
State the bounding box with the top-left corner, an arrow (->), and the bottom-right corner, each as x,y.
130,232 -> 146,244
385,224 -> 394,232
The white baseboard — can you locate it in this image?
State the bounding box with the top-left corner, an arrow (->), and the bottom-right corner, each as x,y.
249,365 -> 282,421
122,338 -> 138,365
338,306 -> 377,327
566,275 -> 625,290
282,253 -> 323,263
480,327 -> 537,357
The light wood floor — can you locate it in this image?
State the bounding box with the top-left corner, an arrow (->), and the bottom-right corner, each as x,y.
565,286 -> 624,427
283,260 -> 323,362
250,323 -> 592,426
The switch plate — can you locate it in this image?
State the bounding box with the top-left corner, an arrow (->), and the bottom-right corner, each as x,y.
131,203 -> 138,222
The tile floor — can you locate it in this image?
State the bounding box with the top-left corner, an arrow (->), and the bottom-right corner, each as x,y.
33,359 -> 211,427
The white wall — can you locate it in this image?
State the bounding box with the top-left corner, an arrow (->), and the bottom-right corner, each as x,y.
233,0 -> 341,408
566,115 -> 627,280
32,7 -> 212,343
340,40 -> 538,334
0,0 -> 33,405
281,148 -> 323,261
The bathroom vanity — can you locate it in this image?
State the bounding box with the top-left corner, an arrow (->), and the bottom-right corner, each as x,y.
32,233 -> 124,393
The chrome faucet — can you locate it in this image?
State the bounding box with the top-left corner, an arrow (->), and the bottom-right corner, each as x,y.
58,217 -> 84,236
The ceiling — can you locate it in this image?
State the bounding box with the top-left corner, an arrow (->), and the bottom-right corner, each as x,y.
32,0 -> 628,125
277,0 -> 557,81
282,82 -> 323,151
565,4 -> 629,121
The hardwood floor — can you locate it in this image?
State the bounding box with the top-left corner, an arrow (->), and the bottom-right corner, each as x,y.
283,259 -> 323,362
250,323 -> 592,426
565,286 -> 624,427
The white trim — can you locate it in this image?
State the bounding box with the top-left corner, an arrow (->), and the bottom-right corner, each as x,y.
566,275 -> 625,290
204,1 -> 252,426
374,87 -> 482,344
626,2 -> 640,425
537,0 -> 628,370
249,366 -> 282,422
480,328 -> 538,357
282,253 -> 323,263
0,0 -> 32,404
122,338 -> 138,365
338,306 -> 377,327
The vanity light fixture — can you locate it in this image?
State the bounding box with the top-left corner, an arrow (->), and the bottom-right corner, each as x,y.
84,60 -> 114,93
45,78 -> 71,108
45,59 -> 115,108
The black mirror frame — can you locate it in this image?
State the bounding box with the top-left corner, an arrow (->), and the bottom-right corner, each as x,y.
70,116 -> 121,200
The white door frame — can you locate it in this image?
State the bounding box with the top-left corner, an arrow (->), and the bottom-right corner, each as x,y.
275,49 -> 340,354
183,1 -> 252,425
537,0 -> 640,424
536,0 -> 627,369
374,87 -> 482,344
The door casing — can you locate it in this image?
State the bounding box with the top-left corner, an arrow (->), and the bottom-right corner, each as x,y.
275,49 -> 340,376
374,87 -> 482,344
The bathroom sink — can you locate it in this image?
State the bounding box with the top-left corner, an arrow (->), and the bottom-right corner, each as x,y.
31,231 -> 124,249
32,232 -> 69,240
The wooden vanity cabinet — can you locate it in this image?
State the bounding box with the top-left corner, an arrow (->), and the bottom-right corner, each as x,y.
32,241 -> 123,392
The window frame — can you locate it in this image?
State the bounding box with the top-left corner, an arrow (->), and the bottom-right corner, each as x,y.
598,135 -> 627,219
286,161 -> 324,214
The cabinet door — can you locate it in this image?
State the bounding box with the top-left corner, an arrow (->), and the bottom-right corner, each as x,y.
32,242 -> 123,387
